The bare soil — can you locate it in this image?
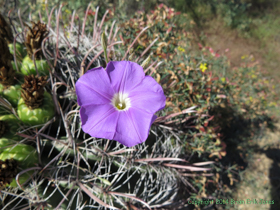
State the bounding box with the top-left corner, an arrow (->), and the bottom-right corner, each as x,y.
202,18 -> 280,80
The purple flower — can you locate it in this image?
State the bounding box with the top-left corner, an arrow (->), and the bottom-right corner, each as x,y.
75,61 -> 166,147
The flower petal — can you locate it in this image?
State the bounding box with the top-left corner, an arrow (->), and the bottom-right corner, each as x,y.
76,61 -> 166,147
76,67 -> 115,106
80,104 -> 118,139
129,76 -> 166,114
106,61 -> 145,93
113,108 -> 155,147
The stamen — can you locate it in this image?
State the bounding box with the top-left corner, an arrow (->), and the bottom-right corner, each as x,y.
111,92 -> 131,111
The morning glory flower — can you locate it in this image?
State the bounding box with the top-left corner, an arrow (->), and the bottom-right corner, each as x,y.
75,61 -> 166,147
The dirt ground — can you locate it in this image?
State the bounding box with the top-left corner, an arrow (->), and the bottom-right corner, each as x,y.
231,125 -> 280,210
201,18 -> 280,80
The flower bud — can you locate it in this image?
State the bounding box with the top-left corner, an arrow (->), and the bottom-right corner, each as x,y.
101,32 -> 108,52
101,32 -> 109,64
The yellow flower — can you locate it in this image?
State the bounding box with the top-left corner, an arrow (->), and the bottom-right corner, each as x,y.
66,31 -> 70,39
269,102 -> 277,107
178,46 -> 185,52
221,77 -> 226,83
40,0 -> 48,10
65,9 -> 71,14
200,63 -> 207,73
241,55 -> 247,59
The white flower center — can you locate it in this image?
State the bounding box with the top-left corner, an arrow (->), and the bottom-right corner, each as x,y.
111,92 -> 131,111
